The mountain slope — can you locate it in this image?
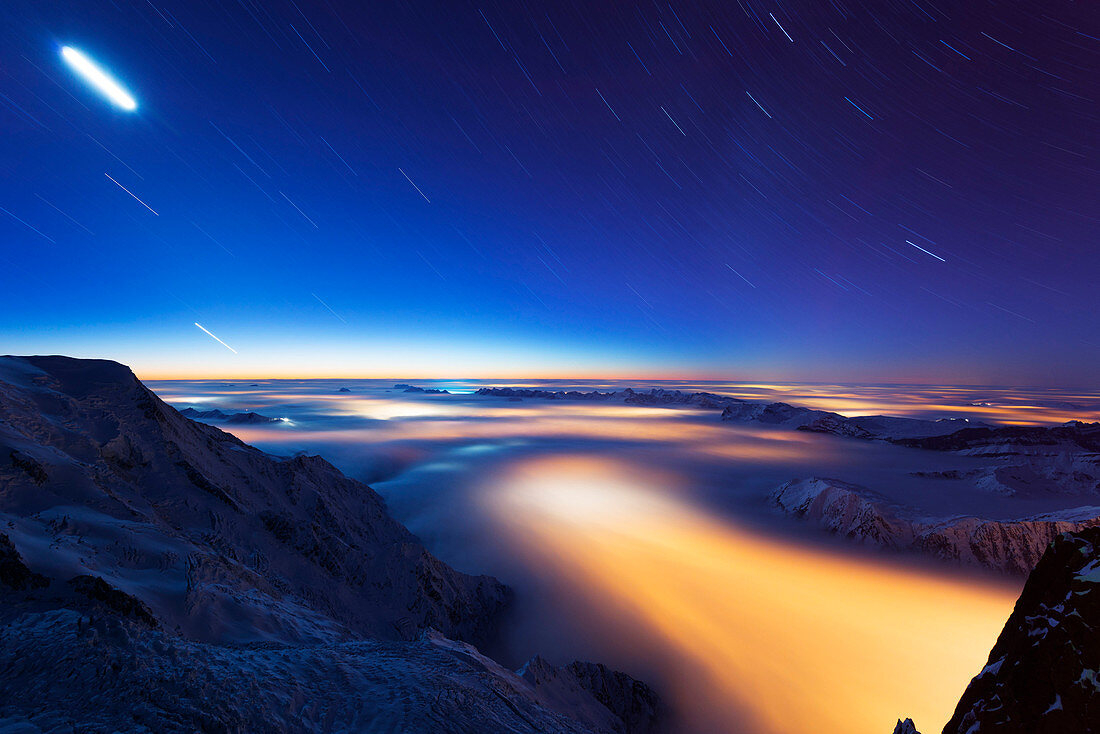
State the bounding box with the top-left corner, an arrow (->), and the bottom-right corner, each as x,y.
0,355 -> 662,733
942,527 -> 1100,733
772,478 -> 1100,575
0,355 -> 506,645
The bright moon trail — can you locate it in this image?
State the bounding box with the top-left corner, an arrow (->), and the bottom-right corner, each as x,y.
60,46 -> 137,111
194,322 -> 237,354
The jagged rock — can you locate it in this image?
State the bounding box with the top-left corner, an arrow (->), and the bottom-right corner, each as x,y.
771,478 -> 914,549
944,528 -> 1100,733
0,610 -> 607,733
0,356 -> 506,645
798,413 -> 980,440
896,421 -> 1100,454
479,386 -> 742,409
179,407 -> 284,424
67,574 -> 158,627
892,718 -> 920,734
0,533 -> 47,591
518,655 -> 665,733
564,661 -> 665,734
772,478 -> 1100,575
394,384 -> 449,394
0,355 -> 661,733
722,401 -> 827,425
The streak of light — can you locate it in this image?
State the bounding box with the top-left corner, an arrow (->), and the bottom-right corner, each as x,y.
320,137 -> 357,176
595,87 -> 621,122
746,91 -> 772,118
34,194 -> 94,234
844,96 -> 875,120
0,205 -> 56,243
194,322 -> 237,353
104,173 -> 158,215
398,168 -> 431,203
312,292 -> 347,323
725,264 -> 756,288
60,46 -> 137,111
769,13 -> 795,42
279,191 -> 318,227
660,106 -> 686,136
905,240 -> 946,262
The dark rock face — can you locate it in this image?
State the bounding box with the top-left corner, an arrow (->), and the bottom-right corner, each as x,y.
0,356 -> 662,733
897,421 -> 1100,454
394,384 -> 449,394
0,611 -> 604,734
565,661 -> 665,734
944,528 -> 1100,733
517,655 -> 666,734
479,386 -> 741,409
67,575 -> 158,627
179,407 -> 283,424
0,355 -> 506,646
0,533 -> 47,591
892,718 -> 920,734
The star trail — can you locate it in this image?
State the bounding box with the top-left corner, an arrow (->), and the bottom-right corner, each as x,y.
0,0 -> 1095,382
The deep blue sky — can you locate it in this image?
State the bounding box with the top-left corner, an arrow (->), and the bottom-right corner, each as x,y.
0,1 -> 1096,383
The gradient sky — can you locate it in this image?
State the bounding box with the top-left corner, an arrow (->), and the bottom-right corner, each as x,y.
0,1 -> 1096,383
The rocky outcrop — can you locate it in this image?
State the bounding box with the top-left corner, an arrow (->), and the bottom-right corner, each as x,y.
798,412 -> 978,440
721,401 -> 832,426
179,407 -> 285,424
0,355 -> 504,646
0,533 -> 47,591
0,355 -> 662,733
0,610 -> 610,734
771,478 -> 913,548
565,661 -> 666,734
943,528 -> 1100,733
896,421 -> 1100,454
891,719 -> 920,734
394,383 -> 449,394
518,656 -> 665,734
479,386 -> 742,409
772,478 -> 1100,576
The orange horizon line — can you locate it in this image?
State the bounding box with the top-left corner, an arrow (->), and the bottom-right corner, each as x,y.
133,370 -> 1078,389
137,371 -> 733,381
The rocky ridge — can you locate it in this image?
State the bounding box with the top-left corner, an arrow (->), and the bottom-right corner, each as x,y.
772,478 -> 1100,576
178,406 -> 285,424
0,355 -> 661,733
895,529 -> 1100,733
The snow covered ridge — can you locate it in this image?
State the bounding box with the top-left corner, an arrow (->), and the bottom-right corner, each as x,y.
476,386 -> 743,408
178,406 -> 286,424
772,478 -> 1100,576
0,355 -> 663,733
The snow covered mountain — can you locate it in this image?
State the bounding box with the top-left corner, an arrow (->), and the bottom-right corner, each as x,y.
0,355 -> 661,733
178,406 -> 286,424
772,478 -> 1100,576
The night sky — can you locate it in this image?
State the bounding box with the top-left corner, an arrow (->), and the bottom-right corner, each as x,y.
0,1 -> 1096,383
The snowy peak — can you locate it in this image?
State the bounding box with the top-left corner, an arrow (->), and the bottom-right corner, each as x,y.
772,478 -> 1100,576
0,355 -> 508,646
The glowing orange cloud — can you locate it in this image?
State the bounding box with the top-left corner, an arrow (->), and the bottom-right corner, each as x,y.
480,456 -> 1018,734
